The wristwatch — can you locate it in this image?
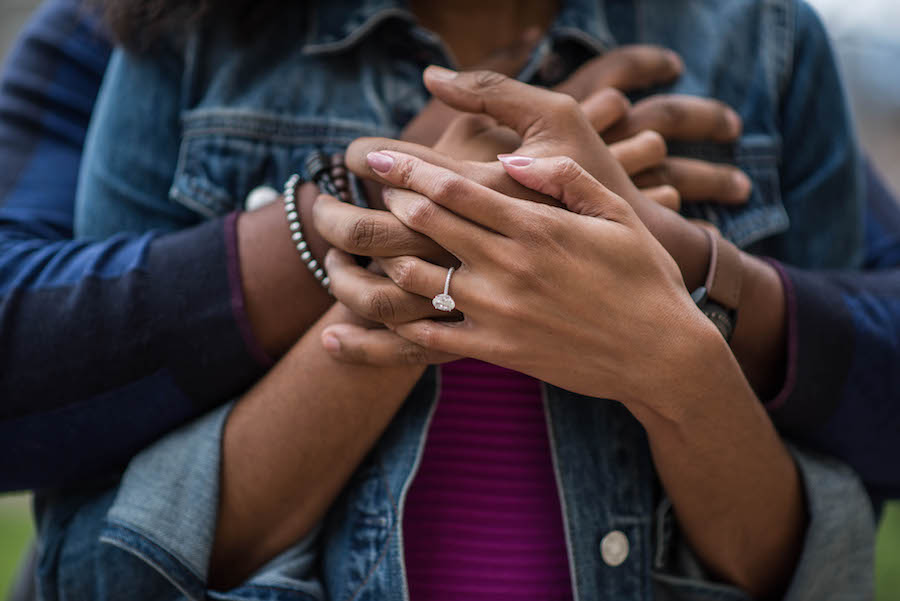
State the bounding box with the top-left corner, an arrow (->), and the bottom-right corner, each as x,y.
690,228 -> 743,341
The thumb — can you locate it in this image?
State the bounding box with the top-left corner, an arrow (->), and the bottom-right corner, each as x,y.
497,154 -> 632,222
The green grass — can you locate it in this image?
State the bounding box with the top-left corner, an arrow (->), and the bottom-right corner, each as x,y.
0,493 -> 33,598
878,503 -> 900,601
0,494 -> 899,597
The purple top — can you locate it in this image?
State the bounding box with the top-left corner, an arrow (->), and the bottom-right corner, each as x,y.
403,359 -> 574,600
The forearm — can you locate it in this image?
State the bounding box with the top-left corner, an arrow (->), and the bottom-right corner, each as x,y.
643,206 -> 787,399
236,183 -> 333,357
631,315 -> 804,598
210,302 -> 425,588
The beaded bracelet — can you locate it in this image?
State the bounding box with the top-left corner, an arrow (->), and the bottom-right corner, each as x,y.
283,173 -> 330,290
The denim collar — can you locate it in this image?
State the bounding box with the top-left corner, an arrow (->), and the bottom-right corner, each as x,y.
302,0 -> 616,56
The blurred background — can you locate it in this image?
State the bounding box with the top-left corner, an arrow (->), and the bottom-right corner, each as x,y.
0,0 -> 898,598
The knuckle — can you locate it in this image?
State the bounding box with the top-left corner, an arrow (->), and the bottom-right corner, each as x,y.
413,322 -> 438,348
363,288 -> 397,323
404,197 -> 437,229
653,97 -> 684,128
550,91 -> 580,116
550,156 -> 583,185
431,172 -> 465,202
392,156 -> 416,187
399,342 -> 429,365
348,216 -> 381,251
471,69 -> 509,91
390,257 -> 417,290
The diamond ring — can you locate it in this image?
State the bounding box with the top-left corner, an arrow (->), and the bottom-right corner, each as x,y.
432,266 -> 456,312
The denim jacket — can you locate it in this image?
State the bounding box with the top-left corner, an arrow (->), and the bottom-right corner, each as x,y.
37,1 -> 874,600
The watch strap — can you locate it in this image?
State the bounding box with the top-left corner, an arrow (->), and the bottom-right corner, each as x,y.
702,227 -> 743,311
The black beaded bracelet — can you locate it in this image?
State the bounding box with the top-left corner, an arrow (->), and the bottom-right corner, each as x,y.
283,173 -> 330,290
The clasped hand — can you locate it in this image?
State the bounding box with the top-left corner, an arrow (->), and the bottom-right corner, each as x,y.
314,52 -> 740,407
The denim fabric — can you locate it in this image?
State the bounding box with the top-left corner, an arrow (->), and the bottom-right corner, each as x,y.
38,1 -> 874,600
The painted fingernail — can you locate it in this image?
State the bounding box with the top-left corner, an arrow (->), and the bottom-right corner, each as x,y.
367,151 -> 394,174
427,65 -> 458,80
497,154 -> 535,167
732,171 -> 752,199
322,333 -> 341,353
725,110 -> 742,137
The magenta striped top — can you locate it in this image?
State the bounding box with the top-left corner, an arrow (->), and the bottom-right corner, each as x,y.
402,359 -> 574,600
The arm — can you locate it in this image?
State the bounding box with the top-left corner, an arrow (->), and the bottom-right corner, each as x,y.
209,302 -> 425,588
0,0 -> 329,490
765,161 -> 900,505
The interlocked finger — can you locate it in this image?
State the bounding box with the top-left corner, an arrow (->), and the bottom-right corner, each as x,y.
633,157 -> 752,204
581,88 -> 630,134
604,95 -> 742,143
609,130 -> 667,175
377,254 -> 469,304
322,323 -> 459,366
325,249 -> 453,325
313,193 -> 447,262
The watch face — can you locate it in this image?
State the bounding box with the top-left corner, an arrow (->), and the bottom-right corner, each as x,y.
702,303 -> 736,341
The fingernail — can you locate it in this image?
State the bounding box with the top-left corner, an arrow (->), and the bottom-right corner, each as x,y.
665,50 -> 683,72
367,151 -> 394,174
732,171 -> 752,199
725,110 -> 742,137
497,154 -> 535,167
323,333 -> 341,353
427,65 -> 458,80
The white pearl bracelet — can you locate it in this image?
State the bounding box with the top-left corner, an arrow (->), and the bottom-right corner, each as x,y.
283,173 -> 330,290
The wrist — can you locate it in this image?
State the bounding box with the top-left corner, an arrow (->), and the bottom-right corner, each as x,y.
626,303 -> 738,425
637,199 -> 709,290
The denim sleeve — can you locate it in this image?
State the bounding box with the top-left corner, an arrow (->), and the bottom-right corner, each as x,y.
0,0 -> 269,491
35,403 -> 325,601
754,0 -> 864,269
653,446 -> 875,601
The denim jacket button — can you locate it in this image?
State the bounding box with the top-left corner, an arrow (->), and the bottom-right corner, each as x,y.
600,530 -> 629,567
245,185 -> 279,211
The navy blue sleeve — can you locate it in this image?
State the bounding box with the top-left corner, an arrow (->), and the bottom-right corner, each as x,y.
0,0 -> 267,492
768,162 -> 900,505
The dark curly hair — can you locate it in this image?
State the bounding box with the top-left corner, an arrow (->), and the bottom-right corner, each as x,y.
98,0 -> 284,51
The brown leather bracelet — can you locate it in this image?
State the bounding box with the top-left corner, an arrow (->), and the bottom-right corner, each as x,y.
702,227 -> 743,311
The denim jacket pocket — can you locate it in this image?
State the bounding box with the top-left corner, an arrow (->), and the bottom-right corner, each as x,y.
170,108 -> 392,218
650,499 -> 752,601
672,134 -> 788,249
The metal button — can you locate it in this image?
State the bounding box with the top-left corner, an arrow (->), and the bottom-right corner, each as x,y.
600,530 -> 629,567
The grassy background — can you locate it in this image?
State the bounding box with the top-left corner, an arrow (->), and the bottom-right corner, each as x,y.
2,492 -> 899,598
0,494 -> 33,598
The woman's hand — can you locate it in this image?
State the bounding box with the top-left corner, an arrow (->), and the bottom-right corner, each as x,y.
346,148 -> 806,600
347,149 -> 718,409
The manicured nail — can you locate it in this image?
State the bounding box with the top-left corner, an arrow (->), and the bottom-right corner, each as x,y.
427,65 -> 458,80
322,333 -> 341,353
725,110 -> 742,137
367,151 -> 394,174
732,171 -> 752,199
497,154 -> 535,167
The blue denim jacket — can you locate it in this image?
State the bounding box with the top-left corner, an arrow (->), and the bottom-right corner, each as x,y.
38,1 -> 874,600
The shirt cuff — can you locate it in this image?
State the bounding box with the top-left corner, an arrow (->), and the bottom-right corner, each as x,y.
779,445 -> 876,601
223,211 -> 274,369
759,258 -> 799,411
758,260 -> 855,434
102,403 -> 324,600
